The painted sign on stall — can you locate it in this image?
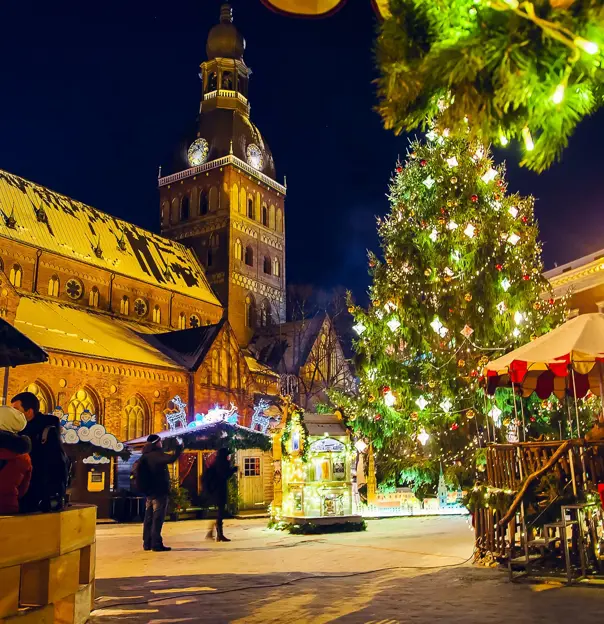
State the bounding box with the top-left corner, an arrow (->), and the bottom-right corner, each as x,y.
309,438 -> 345,453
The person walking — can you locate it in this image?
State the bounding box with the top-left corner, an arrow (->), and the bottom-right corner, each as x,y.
11,392 -> 69,513
136,434 -> 183,552
0,405 -> 32,514
203,447 -> 237,542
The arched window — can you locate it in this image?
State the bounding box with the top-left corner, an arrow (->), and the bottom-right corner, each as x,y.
262,204 -> 269,227
171,198 -> 179,224
239,188 -> 247,214
207,247 -> 214,267
190,314 -> 200,328
153,305 -> 161,324
22,382 -> 52,415
181,195 -> 190,221
245,294 -> 256,328
209,186 -> 218,211
209,233 -> 219,248
48,275 -> 60,297
260,300 -> 272,327
247,197 -> 254,220
9,264 -> 22,288
276,208 -> 283,233
89,287 -> 100,308
221,70 -> 234,90
245,246 -> 254,267
200,192 -> 209,215
273,257 -> 281,277
231,183 -> 239,213
178,312 -> 187,330
263,256 -> 271,275
120,296 -> 130,315
208,70 -> 217,91
123,395 -> 149,441
161,201 -> 169,226
269,204 -> 276,229
318,334 -> 328,379
68,388 -> 98,422
234,238 -> 243,261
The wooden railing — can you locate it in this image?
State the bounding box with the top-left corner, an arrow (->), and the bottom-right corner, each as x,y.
475,440 -> 604,558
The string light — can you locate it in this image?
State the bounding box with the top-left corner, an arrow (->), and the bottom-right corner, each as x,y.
552,83 -> 565,104
522,127 -> 534,152
575,37 -> 599,55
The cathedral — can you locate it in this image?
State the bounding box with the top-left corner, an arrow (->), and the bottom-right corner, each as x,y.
0,4 -> 351,447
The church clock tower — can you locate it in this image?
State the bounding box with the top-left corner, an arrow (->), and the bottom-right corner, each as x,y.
159,3 -> 286,346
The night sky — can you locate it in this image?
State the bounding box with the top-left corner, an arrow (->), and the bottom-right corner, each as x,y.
1,0 -> 603,305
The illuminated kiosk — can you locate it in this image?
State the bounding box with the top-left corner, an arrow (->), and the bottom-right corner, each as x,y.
274,408 -> 362,526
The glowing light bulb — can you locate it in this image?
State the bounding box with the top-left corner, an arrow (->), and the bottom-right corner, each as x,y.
384,390 -> 396,407
575,37 -> 599,55
499,133 -> 509,146
552,83 -> 565,104
522,127 -> 534,152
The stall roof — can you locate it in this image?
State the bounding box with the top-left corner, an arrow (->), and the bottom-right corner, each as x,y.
0,317 -> 48,368
304,413 -> 347,437
125,420 -> 271,452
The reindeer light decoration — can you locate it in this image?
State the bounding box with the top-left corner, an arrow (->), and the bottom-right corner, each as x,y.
250,400 -> 274,435
165,396 -> 188,431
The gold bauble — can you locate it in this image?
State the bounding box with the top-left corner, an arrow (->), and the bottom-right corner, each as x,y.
451,177 -> 457,184
444,275 -> 453,283
438,217 -> 446,225
458,359 -> 466,368
465,293 -> 473,302
503,418 -> 510,427
424,268 -> 432,277
447,200 -> 453,207
428,380 -> 436,388
466,409 -> 475,419
373,300 -> 381,307
348,306 -> 355,314
368,394 -> 375,403
410,411 -> 419,421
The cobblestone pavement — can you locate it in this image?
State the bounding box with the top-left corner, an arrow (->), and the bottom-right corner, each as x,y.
92,516 -> 604,623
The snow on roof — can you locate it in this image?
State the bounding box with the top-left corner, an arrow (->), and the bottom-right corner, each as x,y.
15,296 -> 184,369
0,169 -> 220,307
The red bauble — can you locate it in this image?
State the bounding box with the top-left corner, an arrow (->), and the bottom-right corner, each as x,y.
471,194 -> 478,202
496,264 -> 503,271
451,423 -> 459,431
497,180 -> 504,188
522,216 -> 529,224
382,386 -> 390,394
420,159 -> 427,167
396,166 -> 403,173
549,298 -> 555,305
374,414 -> 382,421
523,274 -> 530,281
470,370 -> 479,377
530,416 -> 536,422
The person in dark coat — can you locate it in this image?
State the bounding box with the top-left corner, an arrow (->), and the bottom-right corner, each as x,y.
140,434 -> 183,552
0,406 -> 32,514
204,448 -> 237,542
11,392 -> 66,513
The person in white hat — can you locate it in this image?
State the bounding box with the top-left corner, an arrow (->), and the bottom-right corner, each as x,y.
0,406 -> 32,515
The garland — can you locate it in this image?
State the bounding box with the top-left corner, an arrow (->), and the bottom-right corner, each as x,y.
281,410 -> 310,463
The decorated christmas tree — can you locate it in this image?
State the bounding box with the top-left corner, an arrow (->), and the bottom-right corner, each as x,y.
340,129 -> 565,491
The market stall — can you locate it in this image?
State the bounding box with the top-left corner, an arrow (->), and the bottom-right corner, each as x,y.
125,400 -> 273,516
273,406 -> 363,528
472,313 -> 604,582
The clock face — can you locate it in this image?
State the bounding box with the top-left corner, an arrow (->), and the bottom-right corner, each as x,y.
246,144 -> 264,170
187,138 -> 209,167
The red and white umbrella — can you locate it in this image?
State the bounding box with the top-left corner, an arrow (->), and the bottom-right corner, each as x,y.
484,313 -> 604,401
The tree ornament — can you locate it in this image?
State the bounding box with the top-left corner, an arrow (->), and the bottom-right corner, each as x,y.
496,264 -> 503,271
396,166 -> 403,173
374,414 -> 382,421
348,306 -> 355,313
410,411 -> 419,421
450,177 -> 457,184
497,180 -> 505,189
424,268 -> 432,277
461,324 -> 474,338
428,380 -> 436,388
522,216 -> 529,224
386,257 -> 393,265
451,423 -> 459,431
466,410 -> 475,419
420,159 -> 427,167
464,293 -> 473,302
368,394 -> 375,403
410,152 -> 417,159
458,359 -> 466,368
470,194 -> 478,203
523,274 -> 530,281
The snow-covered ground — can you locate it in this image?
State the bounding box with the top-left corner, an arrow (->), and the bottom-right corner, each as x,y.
92,516 -> 604,623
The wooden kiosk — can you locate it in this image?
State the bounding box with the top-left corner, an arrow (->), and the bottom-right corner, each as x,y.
272,403 -> 362,527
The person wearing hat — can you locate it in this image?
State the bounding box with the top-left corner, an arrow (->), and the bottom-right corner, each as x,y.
0,405 -> 32,515
136,434 -> 183,552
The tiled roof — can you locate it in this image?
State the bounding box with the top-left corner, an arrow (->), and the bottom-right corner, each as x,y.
0,169 -> 220,307
139,321 -> 225,372
14,296 -> 184,369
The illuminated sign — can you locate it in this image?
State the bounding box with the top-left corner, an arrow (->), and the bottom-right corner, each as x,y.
309,438 -> 345,453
